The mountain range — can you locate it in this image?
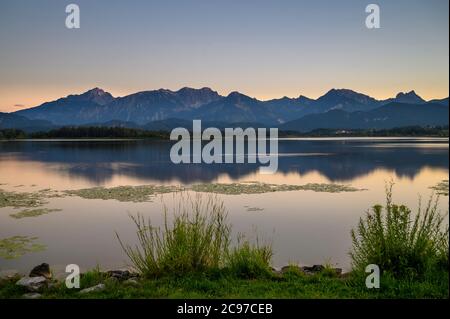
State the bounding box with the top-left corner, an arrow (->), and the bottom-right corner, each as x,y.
1,87 -> 448,133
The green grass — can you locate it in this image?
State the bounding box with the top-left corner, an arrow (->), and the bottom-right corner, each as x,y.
0,269 -> 447,299
226,238 -> 273,279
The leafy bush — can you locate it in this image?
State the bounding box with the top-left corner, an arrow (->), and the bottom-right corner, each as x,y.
350,183 -> 449,279
117,193 -> 231,277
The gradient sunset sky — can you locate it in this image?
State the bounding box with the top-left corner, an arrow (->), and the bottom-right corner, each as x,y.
0,0 -> 448,112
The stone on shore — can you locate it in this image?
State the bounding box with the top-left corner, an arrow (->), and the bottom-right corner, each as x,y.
16,276 -> 47,292
79,283 -> 106,294
123,278 -> 140,287
29,263 -> 52,279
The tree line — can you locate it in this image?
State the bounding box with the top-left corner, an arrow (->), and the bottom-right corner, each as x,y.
0,125 -> 448,139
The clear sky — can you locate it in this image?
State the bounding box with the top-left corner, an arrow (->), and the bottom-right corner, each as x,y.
0,0 -> 448,112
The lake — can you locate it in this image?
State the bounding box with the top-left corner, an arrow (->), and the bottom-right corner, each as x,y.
0,137 -> 448,274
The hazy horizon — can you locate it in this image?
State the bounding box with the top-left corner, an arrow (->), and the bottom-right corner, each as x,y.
1,0 -> 448,112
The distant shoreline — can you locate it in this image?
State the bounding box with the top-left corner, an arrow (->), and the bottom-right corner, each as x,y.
0,125 -> 448,140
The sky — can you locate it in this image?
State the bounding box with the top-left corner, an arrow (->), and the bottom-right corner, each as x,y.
0,0 -> 448,112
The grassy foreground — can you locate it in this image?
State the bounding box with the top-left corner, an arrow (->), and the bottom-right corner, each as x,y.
0,268 -> 448,299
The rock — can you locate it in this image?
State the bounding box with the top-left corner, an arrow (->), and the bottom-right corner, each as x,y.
300,265 -> 343,276
123,278 -> 140,287
270,267 -> 282,275
106,269 -> 138,281
79,283 -> 105,294
29,263 -> 52,280
302,265 -> 325,273
22,293 -> 42,299
16,276 -> 47,292
0,270 -> 20,282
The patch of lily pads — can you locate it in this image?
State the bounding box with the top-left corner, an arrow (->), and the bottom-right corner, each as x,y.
0,236 -> 46,259
9,208 -> 62,219
63,185 -> 183,202
430,180 -> 449,196
190,182 -> 363,195
2,182 -> 364,207
0,189 -> 49,208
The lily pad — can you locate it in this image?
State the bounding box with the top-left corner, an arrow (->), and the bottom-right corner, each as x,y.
191,182 -> 363,195
10,208 -> 62,219
430,180 -> 449,196
0,189 -> 49,208
0,236 -> 46,259
64,185 -> 183,202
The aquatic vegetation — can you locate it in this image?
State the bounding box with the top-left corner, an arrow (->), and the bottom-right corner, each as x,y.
245,206 -> 265,212
297,183 -> 363,193
0,189 -> 49,208
64,185 -> 182,202
38,189 -> 66,198
0,236 -> 46,259
191,182 -> 275,195
430,180 -> 449,196
9,208 -> 62,219
191,182 -> 362,195
63,182 -> 363,203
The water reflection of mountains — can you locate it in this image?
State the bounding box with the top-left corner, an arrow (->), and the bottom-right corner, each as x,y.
1,139 -> 448,184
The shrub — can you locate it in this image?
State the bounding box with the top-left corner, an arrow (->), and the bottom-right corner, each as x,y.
117,193 -> 231,277
226,236 -> 273,279
350,183 -> 449,279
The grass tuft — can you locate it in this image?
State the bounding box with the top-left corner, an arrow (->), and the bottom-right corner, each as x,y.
226,236 -> 273,279
117,193 -> 231,277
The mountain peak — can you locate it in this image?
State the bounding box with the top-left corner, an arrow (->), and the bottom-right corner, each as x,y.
226,91 -> 258,103
84,87 -> 107,95
177,87 -> 216,93
79,88 -> 114,105
395,90 -> 419,99
319,88 -> 377,107
394,90 -> 425,104
324,88 -> 366,97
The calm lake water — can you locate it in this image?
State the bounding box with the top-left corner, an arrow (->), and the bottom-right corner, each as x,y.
0,138 -> 448,274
